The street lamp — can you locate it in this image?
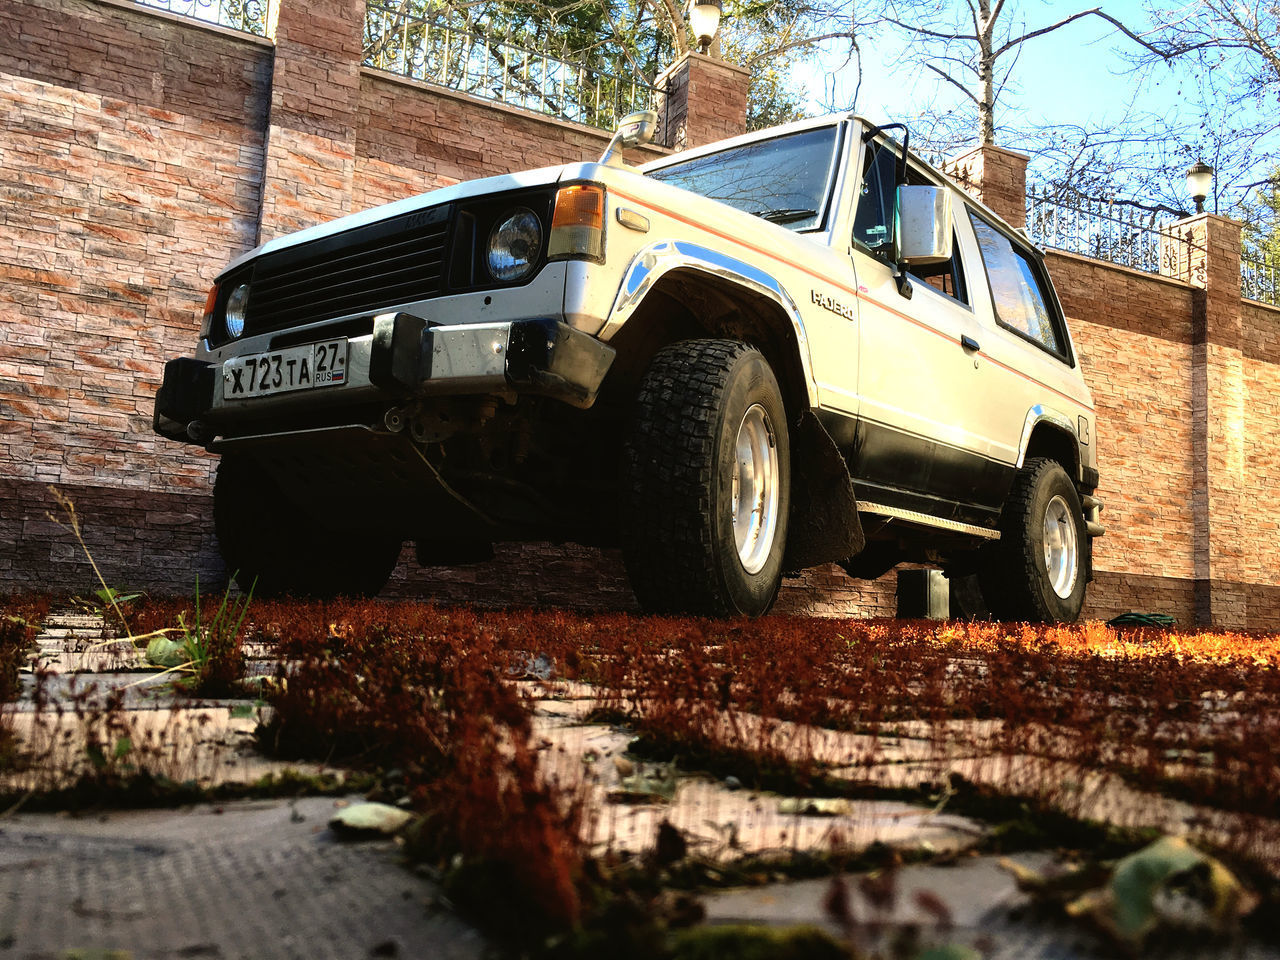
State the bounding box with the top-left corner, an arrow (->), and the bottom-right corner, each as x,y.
688,0 -> 722,54
1186,161 -> 1214,214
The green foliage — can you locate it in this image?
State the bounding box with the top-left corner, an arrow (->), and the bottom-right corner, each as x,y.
669,924 -> 849,960
365,0 -> 819,132
144,575 -> 255,695
1236,167 -> 1280,261
94,587 -> 141,609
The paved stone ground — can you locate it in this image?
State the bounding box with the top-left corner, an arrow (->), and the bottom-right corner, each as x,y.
0,797 -> 487,960
3,610 -> 1276,958
701,854 -> 1280,960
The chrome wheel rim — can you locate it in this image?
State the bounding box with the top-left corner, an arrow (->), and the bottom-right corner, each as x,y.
1042,494 -> 1079,599
730,403 -> 780,575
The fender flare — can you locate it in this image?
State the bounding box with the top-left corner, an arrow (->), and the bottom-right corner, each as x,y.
602,240 -> 820,408
1016,404 -> 1081,473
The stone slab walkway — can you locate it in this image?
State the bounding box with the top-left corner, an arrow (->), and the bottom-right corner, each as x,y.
0,796 -> 485,960
701,853 -> 1280,960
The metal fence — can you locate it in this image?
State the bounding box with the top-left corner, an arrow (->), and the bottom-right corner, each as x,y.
133,0 -> 268,35
1241,249 -> 1279,305
1024,186 -> 1195,278
364,5 -> 663,135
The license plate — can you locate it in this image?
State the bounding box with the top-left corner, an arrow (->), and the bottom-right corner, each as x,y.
223,339 -> 348,399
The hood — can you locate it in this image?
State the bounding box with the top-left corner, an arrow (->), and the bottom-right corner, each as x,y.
220,164 -> 577,278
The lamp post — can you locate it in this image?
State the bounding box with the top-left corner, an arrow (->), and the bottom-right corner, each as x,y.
687,0 -> 722,54
1186,161 -> 1214,215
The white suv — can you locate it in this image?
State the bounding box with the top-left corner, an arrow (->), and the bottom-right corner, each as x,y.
154,113 -> 1103,620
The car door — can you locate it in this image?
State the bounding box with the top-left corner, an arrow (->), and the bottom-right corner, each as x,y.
846,135 -> 1009,525
960,206 -> 1084,478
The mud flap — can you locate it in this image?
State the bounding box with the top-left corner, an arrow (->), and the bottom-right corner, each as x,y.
783,411 -> 865,571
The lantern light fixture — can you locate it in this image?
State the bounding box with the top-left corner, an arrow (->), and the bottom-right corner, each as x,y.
1185,160 -> 1214,214
688,0 -> 723,54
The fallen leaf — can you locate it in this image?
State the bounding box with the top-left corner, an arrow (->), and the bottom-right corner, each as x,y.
1063,837 -> 1258,949
329,802 -> 414,837
145,636 -> 187,669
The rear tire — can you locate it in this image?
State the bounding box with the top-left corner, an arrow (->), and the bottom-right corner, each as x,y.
978,457 -> 1086,622
622,340 -> 790,617
213,455 -> 401,600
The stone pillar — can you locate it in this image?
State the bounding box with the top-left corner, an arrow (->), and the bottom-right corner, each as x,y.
944,144 -> 1029,229
256,0 -> 367,243
1164,214 -> 1247,628
655,52 -> 750,151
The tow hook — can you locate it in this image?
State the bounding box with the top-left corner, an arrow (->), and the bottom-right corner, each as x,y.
1082,494 -> 1105,538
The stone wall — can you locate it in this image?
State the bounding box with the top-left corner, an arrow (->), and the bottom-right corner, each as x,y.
1049,254 -> 1198,623
1,0 -> 271,591
1241,298 -> 1280,631
2,0 -> 1278,628
353,70 -> 665,211
656,53 -> 750,152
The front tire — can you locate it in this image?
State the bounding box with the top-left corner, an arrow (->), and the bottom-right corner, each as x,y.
213,455 -> 401,600
622,340 -> 790,617
979,457 -> 1087,622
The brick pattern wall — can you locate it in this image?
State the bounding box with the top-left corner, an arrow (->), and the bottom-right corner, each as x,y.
1049,254 -> 1199,600
1,0 -> 271,590
383,547 -> 900,617
354,72 -> 669,212
943,144 -> 1028,229
656,53 -> 750,151
1186,215 -> 1247,626
1242,300 -> 1280,618
255,0 -> 365,240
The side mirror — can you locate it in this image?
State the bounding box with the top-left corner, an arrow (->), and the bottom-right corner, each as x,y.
617,110 -> 658,148
897,185 -> 953,265
600,110 -> 659,166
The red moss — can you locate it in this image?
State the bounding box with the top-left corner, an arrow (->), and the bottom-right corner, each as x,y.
0,593 -> 53,702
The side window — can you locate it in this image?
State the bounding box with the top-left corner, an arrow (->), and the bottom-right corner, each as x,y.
908,232 -> 969,305
968,211 -> 1065,356
852,141 -> 897,260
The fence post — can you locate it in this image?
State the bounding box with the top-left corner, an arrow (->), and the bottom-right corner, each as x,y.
942,144 -> 1028,228
257,0 -> 368,243
1169,213 -> 1248,628
654,52 -> 749,151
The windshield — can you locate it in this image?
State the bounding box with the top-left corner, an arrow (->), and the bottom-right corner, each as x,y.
645,125 -> 841,231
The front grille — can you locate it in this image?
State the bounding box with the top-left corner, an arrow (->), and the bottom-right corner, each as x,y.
240,204 -> 452,339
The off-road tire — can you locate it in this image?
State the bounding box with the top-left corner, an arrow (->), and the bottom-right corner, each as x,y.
978,457 -> 1086,622
213,455 -> 401,600
622,339 -> 790,617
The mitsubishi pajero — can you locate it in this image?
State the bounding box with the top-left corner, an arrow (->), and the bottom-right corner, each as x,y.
154,112 -> 1104,621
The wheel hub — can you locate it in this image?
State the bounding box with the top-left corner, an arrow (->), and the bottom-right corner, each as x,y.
731,403 -> 779,575
1042,494 -> 1079,599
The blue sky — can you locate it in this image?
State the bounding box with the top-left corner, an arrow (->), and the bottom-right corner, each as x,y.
816,1 -> 1190,131
796,0 -> 1268,209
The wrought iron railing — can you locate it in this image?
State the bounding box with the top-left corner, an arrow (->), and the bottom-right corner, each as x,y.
364,5 -> 663,136
1024,186 -> 1195,279
132,0 -> 268,36
1241,249 -> 1279,306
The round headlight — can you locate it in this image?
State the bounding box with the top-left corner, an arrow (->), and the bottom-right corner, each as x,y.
224,283 -> 250,339
487,209 -> 542,282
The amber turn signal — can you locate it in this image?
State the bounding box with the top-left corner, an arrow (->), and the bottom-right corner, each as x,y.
199,284 -> 218,340
549,184 -> 605,262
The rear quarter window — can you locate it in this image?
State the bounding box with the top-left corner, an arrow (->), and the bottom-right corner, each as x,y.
968,210 -> 1068,359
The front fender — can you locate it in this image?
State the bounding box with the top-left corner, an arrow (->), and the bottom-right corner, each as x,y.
602,240 -> 820,408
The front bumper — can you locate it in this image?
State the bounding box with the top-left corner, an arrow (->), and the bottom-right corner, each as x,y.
153,315 -> 616,444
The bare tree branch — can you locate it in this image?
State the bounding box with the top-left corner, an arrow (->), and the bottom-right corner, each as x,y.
926,62 -> 981,103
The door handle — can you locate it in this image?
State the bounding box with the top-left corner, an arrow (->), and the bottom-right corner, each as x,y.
960,335 -> 981,352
